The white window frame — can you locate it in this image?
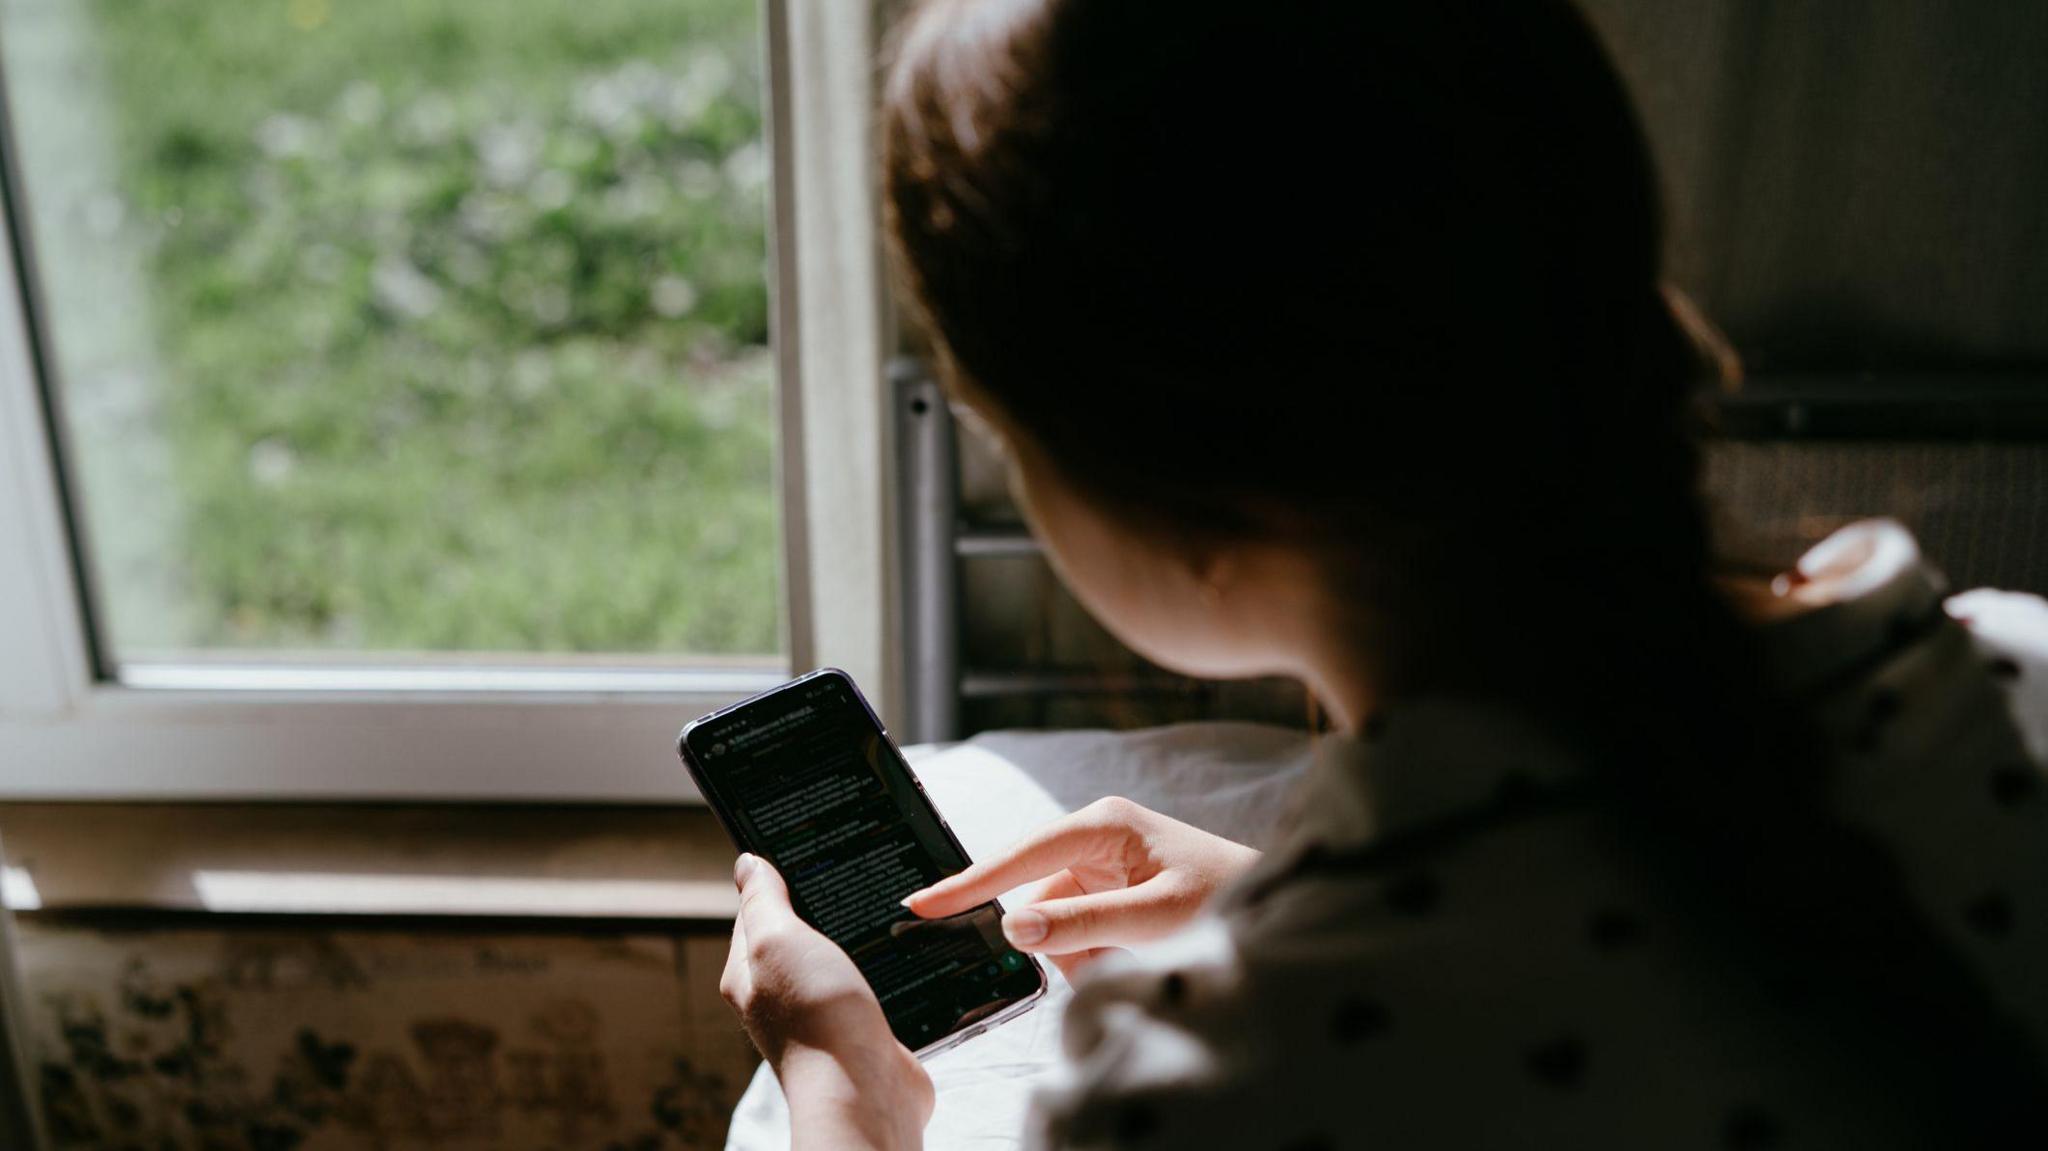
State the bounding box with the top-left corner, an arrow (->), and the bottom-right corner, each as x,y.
0,0 -> 899,800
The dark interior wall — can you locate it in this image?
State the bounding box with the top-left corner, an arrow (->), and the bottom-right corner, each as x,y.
1578,0 -> 2048,371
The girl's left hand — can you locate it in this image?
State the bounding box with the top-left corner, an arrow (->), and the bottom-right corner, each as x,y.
721,853 -> 934,1151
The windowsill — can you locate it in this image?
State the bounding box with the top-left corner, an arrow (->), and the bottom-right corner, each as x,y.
0,802 -> 741,921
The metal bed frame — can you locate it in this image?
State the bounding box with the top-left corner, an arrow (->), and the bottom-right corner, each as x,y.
893,354 -> 2048,747
894,358 -> 1203,745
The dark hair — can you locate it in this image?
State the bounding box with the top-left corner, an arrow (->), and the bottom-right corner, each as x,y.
882,0 -> 2044,1134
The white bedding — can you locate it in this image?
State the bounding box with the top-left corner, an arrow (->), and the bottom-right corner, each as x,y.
720,721 -> 1315,1151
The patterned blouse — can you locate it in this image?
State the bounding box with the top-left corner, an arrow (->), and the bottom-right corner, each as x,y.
1029,521 -> 2048,1149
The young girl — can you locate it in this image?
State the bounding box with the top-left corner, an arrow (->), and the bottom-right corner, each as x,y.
716,0 -> 2048,1145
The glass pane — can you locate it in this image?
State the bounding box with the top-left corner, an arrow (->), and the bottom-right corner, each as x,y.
0,0 -> 780,663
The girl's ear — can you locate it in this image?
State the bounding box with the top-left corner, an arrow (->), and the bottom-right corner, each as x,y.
1662,282 -> 1742,392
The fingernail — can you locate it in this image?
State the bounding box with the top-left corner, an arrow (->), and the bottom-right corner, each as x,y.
734,853 -> 757,887
1003,909 -> 1048,947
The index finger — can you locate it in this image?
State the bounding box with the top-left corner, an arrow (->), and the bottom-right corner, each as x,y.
904,812 -> 1120,919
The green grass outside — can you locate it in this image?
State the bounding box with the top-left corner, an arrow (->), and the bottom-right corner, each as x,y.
68,0 -> 780,655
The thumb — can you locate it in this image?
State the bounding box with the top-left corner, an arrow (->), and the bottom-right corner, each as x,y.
734,853 -> 801,936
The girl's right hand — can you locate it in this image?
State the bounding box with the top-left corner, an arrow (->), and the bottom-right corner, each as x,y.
903,797 -> 1261,975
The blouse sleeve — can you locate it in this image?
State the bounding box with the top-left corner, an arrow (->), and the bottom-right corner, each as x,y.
1019,844 -> 1460,1151
1024,917 -> 1299,1151
1018,798 -> 1937,1151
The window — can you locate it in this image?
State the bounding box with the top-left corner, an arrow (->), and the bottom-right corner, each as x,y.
5,0 -> 780,665
0,1 -> 899,797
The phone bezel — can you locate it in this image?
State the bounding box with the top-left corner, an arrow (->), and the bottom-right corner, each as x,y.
677,667 -> 1048,1060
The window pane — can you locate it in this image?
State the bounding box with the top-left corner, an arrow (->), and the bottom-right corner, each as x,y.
0,0 -> 780,661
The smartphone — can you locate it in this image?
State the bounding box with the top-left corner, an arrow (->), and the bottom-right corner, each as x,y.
678,668 -> 1047,1059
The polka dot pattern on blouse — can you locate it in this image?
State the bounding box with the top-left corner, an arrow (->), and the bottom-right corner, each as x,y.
1026,523 -> 2048,1150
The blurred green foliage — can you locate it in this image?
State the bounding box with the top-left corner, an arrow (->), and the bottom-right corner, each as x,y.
91,0 -> 779,653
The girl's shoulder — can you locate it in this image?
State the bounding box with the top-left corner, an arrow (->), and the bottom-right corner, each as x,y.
1029,523 -> 2048,1150
1765,524 -> 2048,1036
1948,584 -> 2048,765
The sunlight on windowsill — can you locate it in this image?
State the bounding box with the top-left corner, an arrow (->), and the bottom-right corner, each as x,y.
3,865 -> 41,911
187,870 -> 737,918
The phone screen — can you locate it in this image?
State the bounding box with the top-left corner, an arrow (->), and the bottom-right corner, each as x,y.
681,671 -> 1045,1052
